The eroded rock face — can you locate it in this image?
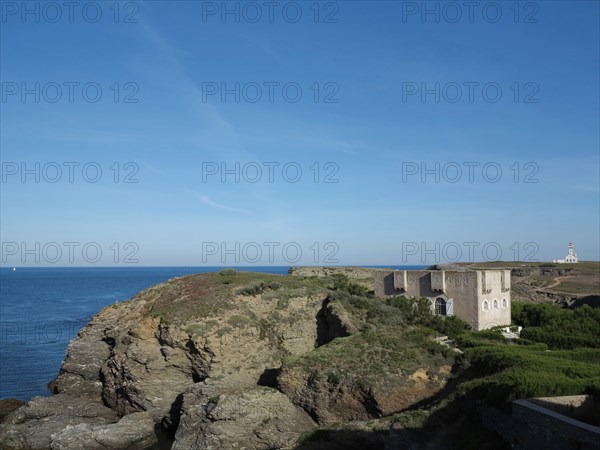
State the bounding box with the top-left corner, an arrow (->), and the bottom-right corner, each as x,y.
99,317 -> 210,420
50,412 -> 157,450
1,273 -> 331,449
277,365 -> 452,424
0,395 -> 119,450
50,312 -> 116,400
278,367 -> 376,423
172,383 -> 315,450
1,271 -> 462,449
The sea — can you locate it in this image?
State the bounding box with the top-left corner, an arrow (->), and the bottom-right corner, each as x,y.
0,266 -> 425,401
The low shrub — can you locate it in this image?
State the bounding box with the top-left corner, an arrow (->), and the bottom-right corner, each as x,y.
460,343 -> 600,410
237,280 -> 282,296
227,314 -> 252,328
219,268 -> 237,276
512,302 -> 600,349
331,274 -> 370,297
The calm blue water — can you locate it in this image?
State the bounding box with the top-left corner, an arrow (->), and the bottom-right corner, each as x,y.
0,265 -> 424,401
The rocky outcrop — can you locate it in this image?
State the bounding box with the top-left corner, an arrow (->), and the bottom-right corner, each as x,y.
315,300 -> 357,346
0,394 -> 119,449
277,367 -> 381,423
0,270 -> 472,449
289,266 -> 379,281
0,273 -> 332,449
0,400 -> 24,423
277,324 -> 454,425
50,412 -> 157,450
98,317 -> 209,420
173,383 -> 315,449
278,364 -> 452,424
289,266 -> 370,277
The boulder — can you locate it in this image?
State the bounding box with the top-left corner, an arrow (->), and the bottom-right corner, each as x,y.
50,412 -> 157,450
172,383 -> 316,449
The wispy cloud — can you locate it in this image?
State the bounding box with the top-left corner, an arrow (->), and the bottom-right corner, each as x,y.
132,12 -> 260,163
198,195 -> 252,214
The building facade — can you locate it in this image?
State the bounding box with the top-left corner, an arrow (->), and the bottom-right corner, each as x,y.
553,242 -> 579,264
373,269 -> 511,330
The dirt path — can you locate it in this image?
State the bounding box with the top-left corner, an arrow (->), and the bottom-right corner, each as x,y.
539,276 -> 570,291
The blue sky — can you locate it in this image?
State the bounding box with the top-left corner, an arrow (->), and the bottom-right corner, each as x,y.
1,0 -> 599,266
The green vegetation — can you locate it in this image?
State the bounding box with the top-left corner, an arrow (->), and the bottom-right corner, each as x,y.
389,409 -> 431,429
237,280 -> 282,296
298,427 -> 393,448
288,273 -> 599,449
185,320 -> 219,336
283,275 -> 459,391
275,297 -> 289,309
143,271 -> 330,324
512,302 -> 600,348
331,273 -> 370,296
455,330 -> 507,348
292,279 -> 600,415
298,429 -> 336,445
266,286 -> 321,302
553,281 -> 598,294
283,325 -> 451,388
142,268 -> 599,446
219,268 -> 237,276
326,275 -> 470,339
218,269 -> 237,285
449,302 -> 600,410
459,344 -> 600,410
227,314 -> 253,329
216,326 -> 233,337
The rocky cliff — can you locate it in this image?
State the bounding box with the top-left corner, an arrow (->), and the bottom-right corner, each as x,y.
0,271 -> 455,450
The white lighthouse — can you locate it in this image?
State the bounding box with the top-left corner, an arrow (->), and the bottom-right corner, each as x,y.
553,242 -> 579,264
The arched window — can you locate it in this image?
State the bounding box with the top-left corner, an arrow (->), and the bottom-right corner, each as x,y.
493,299 -> 499,309
483,300 -> 489,311
435,298 -> 447,316
502,298 -> 507,308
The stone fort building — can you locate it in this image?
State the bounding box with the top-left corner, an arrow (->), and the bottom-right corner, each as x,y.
373,268 -> 511,330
